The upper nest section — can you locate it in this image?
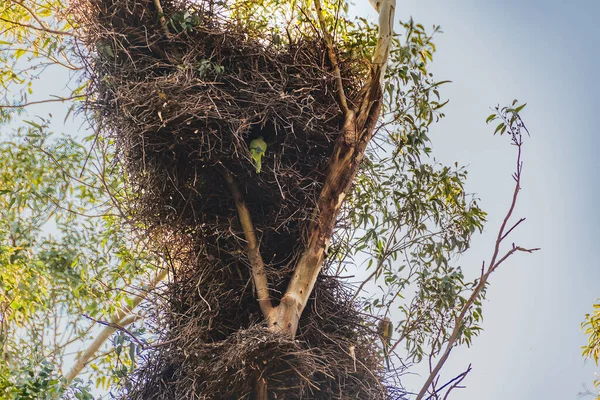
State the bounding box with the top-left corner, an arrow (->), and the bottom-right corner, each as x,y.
76,0 -> 368,245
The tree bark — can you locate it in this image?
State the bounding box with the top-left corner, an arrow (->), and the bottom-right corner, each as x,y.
265,0 -> 395,338
224,169 -> 273,319
268,84 -> 383,336
254,378 -> 268,400
229,2 -> 396,397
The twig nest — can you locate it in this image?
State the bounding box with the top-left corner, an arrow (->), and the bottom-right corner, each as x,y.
71,0 -> 392,398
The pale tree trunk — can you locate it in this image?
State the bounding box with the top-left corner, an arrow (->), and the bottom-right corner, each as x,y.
225,0 -> 396,397
262,0 -> 395,337
65,269 -> 167,383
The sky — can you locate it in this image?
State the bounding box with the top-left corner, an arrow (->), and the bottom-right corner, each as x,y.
349,0 -> 600,398
3,0 -> 599,398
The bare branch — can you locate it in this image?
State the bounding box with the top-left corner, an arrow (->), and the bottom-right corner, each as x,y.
64,268 -> 167,383
0,95 -> 86,109
370,0 -> 395,85
223,169 -> 273,319
313,0 -> 349,115
152,0 -> 171,38
355,0 -> 395,129
440,364 -> 471,400
500,217 -> 526,242
82,313 -> 146,348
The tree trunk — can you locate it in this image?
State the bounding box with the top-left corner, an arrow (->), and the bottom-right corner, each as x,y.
254,379 -> 269,400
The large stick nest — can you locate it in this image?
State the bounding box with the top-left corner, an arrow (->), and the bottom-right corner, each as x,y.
71,0 -> 401,397
124,244 -> 389,398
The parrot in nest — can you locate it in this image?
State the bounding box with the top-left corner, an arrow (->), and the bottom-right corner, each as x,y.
377,316 -> 393,369
249,137 -> 267,173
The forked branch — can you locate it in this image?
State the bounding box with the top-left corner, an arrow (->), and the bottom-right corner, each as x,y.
269,0 -> 396,336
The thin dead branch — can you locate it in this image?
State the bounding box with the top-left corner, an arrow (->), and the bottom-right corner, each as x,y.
0,95 -> 86,109
65,268 -> 167,383
313,0 -> 349,115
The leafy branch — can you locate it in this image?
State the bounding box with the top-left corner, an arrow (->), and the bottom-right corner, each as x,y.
415,102 -> 539,399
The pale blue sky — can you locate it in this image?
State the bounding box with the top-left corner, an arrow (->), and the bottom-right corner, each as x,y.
7,0 -> 599,398
351,0 -> 600,398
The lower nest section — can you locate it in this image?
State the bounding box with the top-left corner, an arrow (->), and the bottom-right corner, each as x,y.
123,269 -> 387,400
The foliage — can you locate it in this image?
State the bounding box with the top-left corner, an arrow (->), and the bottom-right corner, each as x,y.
582,301 -> 600,399
0,0 -> 79,120
0,121 -> 157,396
339,19 -> 486,365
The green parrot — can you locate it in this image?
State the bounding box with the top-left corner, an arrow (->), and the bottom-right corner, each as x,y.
249,137 -> 267,173
377,316 -> 393,369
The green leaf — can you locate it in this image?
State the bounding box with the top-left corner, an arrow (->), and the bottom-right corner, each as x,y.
24,120 -> 43,131
494,122 -> 505,135
10,300 -> 22,310
15,48 -> 26,60
514,103 -> 527,113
